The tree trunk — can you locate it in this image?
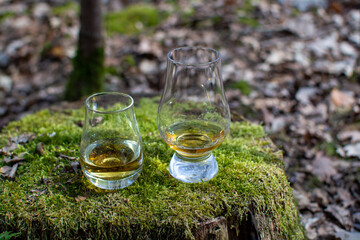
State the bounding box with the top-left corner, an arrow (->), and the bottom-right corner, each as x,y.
65,0 -> 105,100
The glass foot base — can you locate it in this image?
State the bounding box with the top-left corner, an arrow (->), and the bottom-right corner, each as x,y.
83,167 -> 142,190
169,153 -> 218,183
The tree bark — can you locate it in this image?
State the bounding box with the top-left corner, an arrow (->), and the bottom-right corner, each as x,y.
65,0 -> 105,100
78,0 -> 103,57
194,212 -> 260,240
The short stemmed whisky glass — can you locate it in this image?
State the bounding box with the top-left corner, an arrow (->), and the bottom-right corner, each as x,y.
80,92 -> 143,189
157,47 -> 230,183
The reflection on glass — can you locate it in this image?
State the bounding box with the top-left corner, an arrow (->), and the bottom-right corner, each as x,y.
80,92 -> 143,189
157,47 -> 230,183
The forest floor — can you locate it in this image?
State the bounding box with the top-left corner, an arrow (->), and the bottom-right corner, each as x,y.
0,0 -> 359,239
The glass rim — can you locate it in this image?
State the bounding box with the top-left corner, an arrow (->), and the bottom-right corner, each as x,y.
85,92 -> 134,114
167,47 -> 221,66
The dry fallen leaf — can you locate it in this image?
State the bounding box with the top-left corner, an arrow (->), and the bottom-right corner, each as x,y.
335,230 -> 360,240
0,166 -> 12,176
311,188 -> 329,207
337,130 -> 360,143
69,161 -> 80,173
49,45 -> 65,59
312,152 -> 337,182
8,163 -> 18,179
89,116 -> 103,127
295,87 -> 318,104
4,156 -> 25,164
343,143 -> 360,159
325,204 -> 351,229
336,188 -> 353,207
27,188 -> 47,202
329,2 -> 344,14
0,133 -> 36,156
0,142 -> 19,156
330,89 -> 355,108
292,189 -> 310,210
11,133 -> 36,145
0,164 -> 18,179
75,195 -> 88,202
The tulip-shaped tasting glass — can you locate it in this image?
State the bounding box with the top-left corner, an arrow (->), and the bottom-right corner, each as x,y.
80,92 -> 143,189
157,47 -> 230,183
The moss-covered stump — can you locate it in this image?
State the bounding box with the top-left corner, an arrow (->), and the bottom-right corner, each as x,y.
0,98 -> 304,239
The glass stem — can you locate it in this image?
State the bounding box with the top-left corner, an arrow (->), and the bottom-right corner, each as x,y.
175,151 -> 212,162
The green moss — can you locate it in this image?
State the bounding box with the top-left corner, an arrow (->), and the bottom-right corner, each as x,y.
106,55 -> 136,78
237,0 -> 260,28
291,8 -> 301,17
51,1 -> 79,16
105,66 -> 119,76
0,12 -> 15,23
307,175 -> 323,189
319,142 -> 337,157
0,99 -> 304,239
240,0 -> 256,13
0,231 -> 21,240
40,41 -> 52,56
104,4 -> 167,35
65,47 -> 105,101
238,17 -> 259,27
123,54 -> 136,67
230,80 -> 252,96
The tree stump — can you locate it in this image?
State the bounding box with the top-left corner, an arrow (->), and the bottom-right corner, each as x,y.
0,98 -> 305,239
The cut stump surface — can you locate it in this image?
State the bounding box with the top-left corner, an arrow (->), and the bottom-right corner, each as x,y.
0,98 -> 304,239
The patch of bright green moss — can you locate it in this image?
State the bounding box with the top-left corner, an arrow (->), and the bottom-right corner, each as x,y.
231,80 -> 252,96
51,1 -> 79,16
104,4 -> 167,35
0,12 -> 15,24
0,98 -> 304,239
105,66 -> 120,77
319,142 -> 337,157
